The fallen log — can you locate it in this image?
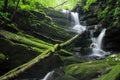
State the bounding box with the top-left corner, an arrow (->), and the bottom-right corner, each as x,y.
60,33 -> 81,47
0,32 -> 82,80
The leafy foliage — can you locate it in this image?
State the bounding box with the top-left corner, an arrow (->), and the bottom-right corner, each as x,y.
98,7 -> 109,19
98,0 -> 120,19
5,0 -> 79,11
0,0 -> 4,10
0,12 -> 9,17
84,0 -> 96,11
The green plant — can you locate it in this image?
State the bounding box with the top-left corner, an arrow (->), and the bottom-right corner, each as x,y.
98,7 -> 109,19
84,0 -> 96,11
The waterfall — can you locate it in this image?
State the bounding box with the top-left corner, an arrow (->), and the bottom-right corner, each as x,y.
62,9 -> 70,14
61,9 -> 70,19
71,12 -> 80,25
41,68 -> 64,80
42,71 -> 54,80
89,28 -> 110,58
62,10 -> 110,59
71,12 -> 86,33
97,29 -> 106,49
62,9 -> 86,33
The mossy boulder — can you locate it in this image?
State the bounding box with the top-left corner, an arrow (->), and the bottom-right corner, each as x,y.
43,8 -> 71,29
100,64 -> 120,80
64,54 -> 120,80
8,9 -> 73,41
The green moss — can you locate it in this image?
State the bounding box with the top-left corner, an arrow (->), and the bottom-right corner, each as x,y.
17,32 -> 53,47
64,54 -> 120,80
84,0 -> 96,11
6,8 -> 73,41
0,30 -> 52,49
6,23 -> 19,31
0,37 -> 42,75
59,49 -> 73,56
0,12 -> 10,21
98,7 -> 109,19
100,64 -> 120,80
65,61 -> 109,80
0,53 -> 7,61
59,75 -> 78,80
60,56 -> 84,66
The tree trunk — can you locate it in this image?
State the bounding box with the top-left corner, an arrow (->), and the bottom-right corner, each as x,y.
11,0 -> 21,21
3,0 -> 8,12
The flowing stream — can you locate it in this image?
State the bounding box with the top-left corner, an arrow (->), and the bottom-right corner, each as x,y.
62,10 -> 110,58
71,12 -> 86,33
42,10 -> 110,80
42,71 -> 54,80
41,68 -> 63,80
89,28 -> 110,58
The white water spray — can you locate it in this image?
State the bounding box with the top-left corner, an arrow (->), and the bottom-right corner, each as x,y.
89,28 -> 109,57
71,12 -> 86,33
42,71 -> 54,80
97,29 -> 106,49
61,9 -> 70,19
62,10 -> 86,33
62,9 -> 70,14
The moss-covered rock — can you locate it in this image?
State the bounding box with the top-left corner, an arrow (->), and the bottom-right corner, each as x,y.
100,64 -> 120,80
64,54 -> 120,80
103,27 -> 120,52
43,8 -> 71,29
60,56 -> 84,66
9,9 -> 73,41
13,54 -> 63,79
73,0 -> 120,52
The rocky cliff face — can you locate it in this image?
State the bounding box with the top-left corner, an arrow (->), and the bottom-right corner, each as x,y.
72,0 -> 120,52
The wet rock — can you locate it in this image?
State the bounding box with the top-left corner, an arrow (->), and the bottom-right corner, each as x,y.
74,31 -> 91,48
61,56 -> 84,66
14,55 -> 63,79
85,17 -> 98,26
64,53 -> 120,80
79,48 -> 92,55
41,68 -> 64,80
103,27 -> 120,52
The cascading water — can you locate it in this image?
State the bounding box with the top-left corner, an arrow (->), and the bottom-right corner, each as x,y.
97,29 -> 106,49
61,9 -> 86,33
41,69 -> 64,80
62,9 -> 70,19
61,9 -> 110,59
42,10 -> 111,80
71,12 -> 86,33
62,9 -> 70,14
42,71 -> 54,80
42,10 -> 87,80
89,28 -> 110,58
